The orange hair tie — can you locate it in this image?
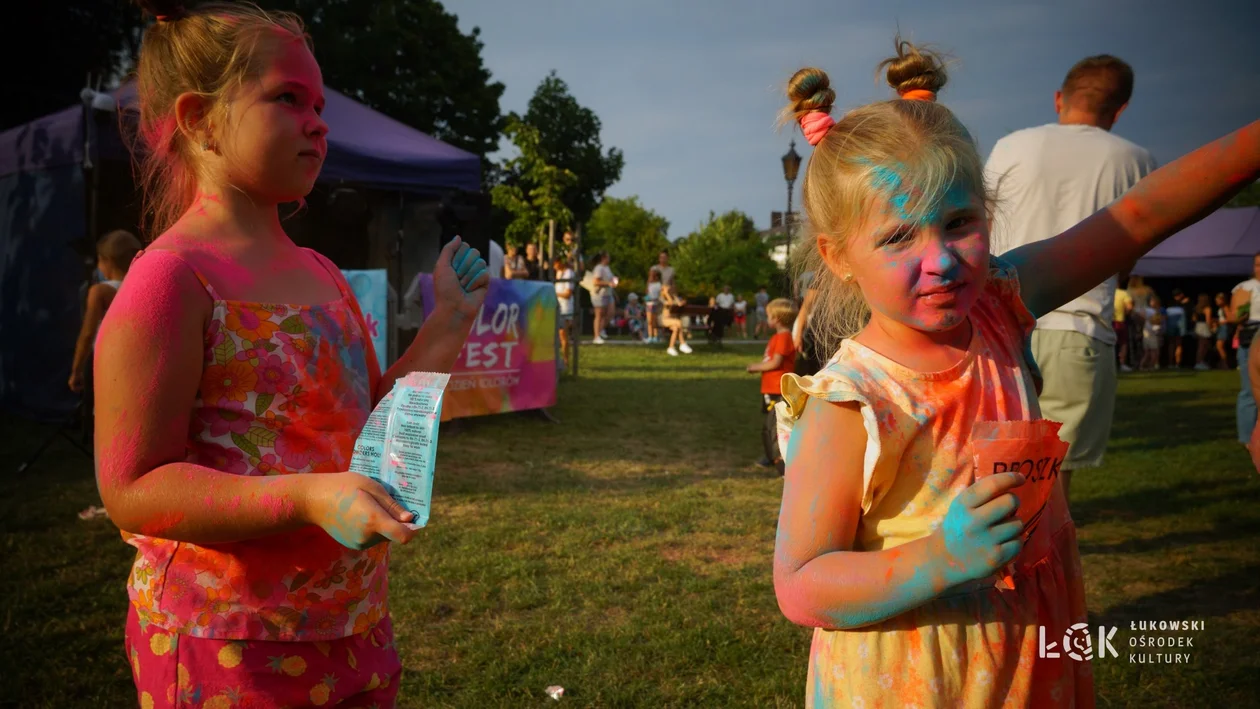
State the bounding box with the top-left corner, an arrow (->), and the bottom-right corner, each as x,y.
899,89 -> 937,102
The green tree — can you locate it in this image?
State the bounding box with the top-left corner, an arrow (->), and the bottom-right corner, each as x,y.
1228,180 -> 1260,208
520,71 -> 625,225
583,197 -> 670,287
672,211 -> 780,298
266,0 -> 505,176
490,118 -> 575,248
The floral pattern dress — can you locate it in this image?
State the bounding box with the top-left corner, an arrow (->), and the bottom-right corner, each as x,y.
123,248 -> 389,643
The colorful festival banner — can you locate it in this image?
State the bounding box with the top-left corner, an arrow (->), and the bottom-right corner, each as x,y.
412,275 -> 557,420
341,269 -> 390,374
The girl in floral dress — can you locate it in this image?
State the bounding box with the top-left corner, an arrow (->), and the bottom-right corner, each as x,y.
94,2 -> 488,706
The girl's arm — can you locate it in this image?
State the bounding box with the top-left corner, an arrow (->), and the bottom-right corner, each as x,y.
95,251 -> 415,547
377,238 -> 488,401
1008,121 -> 1260,318
774,399 -> 1022,630
69,284 -> 114,388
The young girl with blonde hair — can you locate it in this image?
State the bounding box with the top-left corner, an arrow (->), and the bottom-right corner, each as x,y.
95,2 -> 488,705
773,38 -> 1258,707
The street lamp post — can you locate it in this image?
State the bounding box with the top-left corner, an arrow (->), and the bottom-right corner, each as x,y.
781,139 -> 802,264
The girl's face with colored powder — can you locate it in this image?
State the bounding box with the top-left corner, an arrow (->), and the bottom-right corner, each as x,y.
214,35 -> 328,204
839,170 -> 989,334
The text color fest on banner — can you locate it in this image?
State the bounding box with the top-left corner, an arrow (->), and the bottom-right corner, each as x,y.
412,275 -> 557,420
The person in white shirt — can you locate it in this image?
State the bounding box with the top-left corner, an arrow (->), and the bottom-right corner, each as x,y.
987,54 -> 1157,506
554,258 -> 575,368
1231,253 -> 1260,444
713,284 -> 736,343
649,249 -> 676,289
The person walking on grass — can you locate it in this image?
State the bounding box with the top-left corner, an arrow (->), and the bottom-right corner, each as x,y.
746,298 -> 797,474
754,286 -> 770,338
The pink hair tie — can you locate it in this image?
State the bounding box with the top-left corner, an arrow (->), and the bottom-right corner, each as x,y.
899,89 -> 937,102
799,111 -> 835,147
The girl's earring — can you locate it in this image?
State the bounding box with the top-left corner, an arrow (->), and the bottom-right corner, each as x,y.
201,139 -> 212,151
843,273 -> 854,282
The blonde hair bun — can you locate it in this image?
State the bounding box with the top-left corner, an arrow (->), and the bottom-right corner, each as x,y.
784,68 -> 836,123
878,37 -> 949,98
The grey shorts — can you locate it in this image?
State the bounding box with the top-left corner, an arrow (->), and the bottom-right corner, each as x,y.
1030,329 -> 1117,470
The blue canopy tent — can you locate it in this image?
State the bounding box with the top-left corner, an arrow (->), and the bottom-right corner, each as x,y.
1132,207 -> 1260,278
0,84 -> 480,417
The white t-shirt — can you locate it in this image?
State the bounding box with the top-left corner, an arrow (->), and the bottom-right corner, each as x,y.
987,123 -> 1157,344
555,268 -> 574,315
1233,279 -> 1260,322
734,299 -> 747,314
488,240 -> 504,280
716,292 -> 735,309
594,264 -> 615,295
650,264 -> 675,287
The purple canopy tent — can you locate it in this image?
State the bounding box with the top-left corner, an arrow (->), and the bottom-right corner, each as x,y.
1131,207 -> 1260,278
0,84 -> 480,417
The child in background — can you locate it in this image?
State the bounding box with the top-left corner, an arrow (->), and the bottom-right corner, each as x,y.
94,3 -> 489,706
734,293 -> 749,338
69,229 -> 143,393
746,298 -> 798,474
1142,294 -> 1164,370
754,286 -> 771,338
645,268 -> 663,343
624,292 -> 646,340
554,258 -> 574,368
772,38 -> 1258,707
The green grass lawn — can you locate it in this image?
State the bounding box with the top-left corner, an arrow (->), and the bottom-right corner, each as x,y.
3,344 -> 1259,708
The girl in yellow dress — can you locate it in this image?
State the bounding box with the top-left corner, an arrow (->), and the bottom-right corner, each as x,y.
772,39 -> 1260,708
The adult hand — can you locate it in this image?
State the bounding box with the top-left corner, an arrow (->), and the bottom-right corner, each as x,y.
303,472 -> 419,550
936,472 -> 1025,584
433,236 -> 490,320
68,372 -> 85,393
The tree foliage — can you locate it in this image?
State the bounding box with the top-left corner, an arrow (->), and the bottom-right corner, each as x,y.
671,211 -> 780,298
519,71 -> 624,225
490,118 -> 575,247
1228,180 -> 1260,208
266,0 -> 505,175
583,197 -> 670,287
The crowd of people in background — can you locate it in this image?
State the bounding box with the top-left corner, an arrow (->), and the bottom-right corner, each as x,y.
1114,277 -> 1239,372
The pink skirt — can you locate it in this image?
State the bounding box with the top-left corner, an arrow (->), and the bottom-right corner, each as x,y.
125,604 -> 401,708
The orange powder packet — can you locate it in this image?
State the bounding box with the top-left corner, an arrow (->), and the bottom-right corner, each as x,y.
971,419 -> 1069,589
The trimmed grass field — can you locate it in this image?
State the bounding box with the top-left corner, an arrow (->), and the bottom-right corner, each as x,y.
3,344 -> 1258,707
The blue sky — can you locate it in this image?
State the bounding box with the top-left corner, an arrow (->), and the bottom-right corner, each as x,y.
452,0 -> 1260,240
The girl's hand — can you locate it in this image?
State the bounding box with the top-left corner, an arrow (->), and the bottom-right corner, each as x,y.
303,472 -> 419,550
937,472 -> 1025,584
433,236 -> 490,320
68,372 -> 84,393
